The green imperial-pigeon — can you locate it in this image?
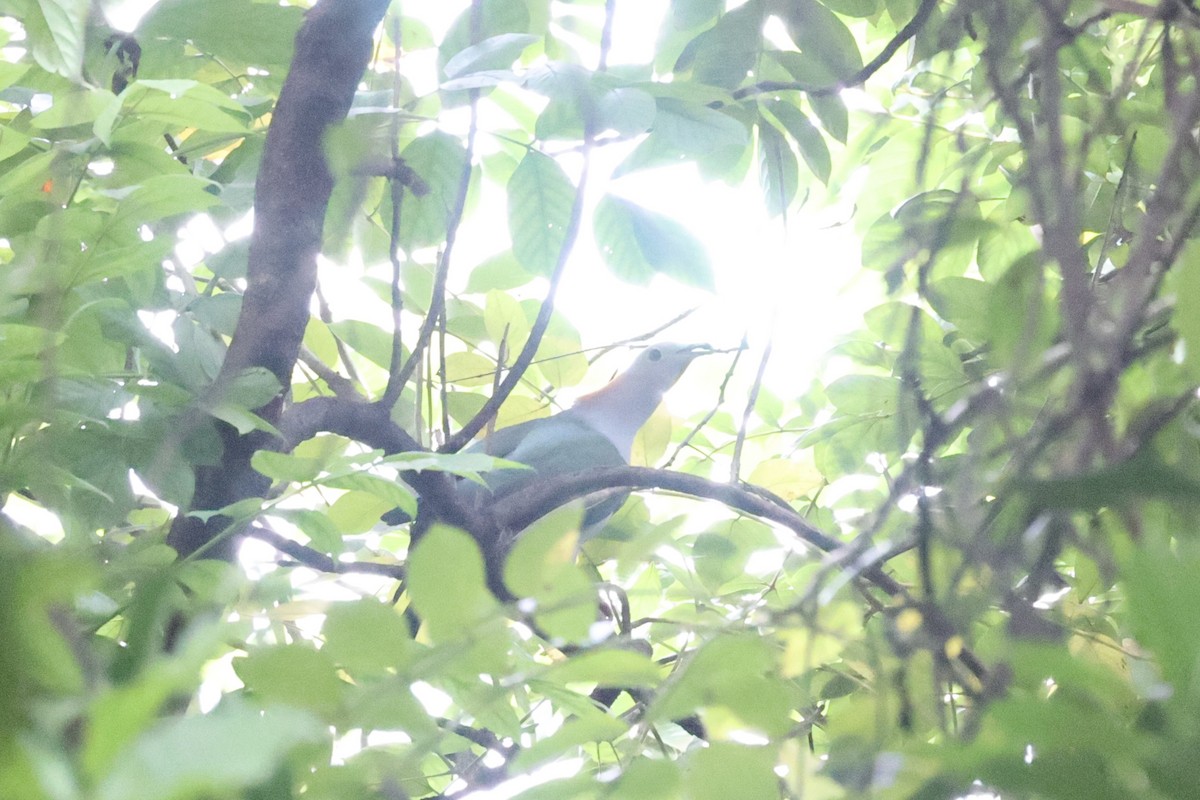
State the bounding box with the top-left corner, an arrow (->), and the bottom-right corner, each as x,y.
385,342 -> 713,533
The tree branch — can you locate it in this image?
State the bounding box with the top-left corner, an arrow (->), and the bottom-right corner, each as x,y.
725,0 -> 939,104
168,0 -> 391,560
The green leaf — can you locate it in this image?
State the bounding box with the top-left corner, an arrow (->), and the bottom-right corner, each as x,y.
407,525 -> 498,640
466,250 -> 534,292
684,742 -> 779,800
810,93 -> 849,142
825,375 -> 902,416
778,0 -> 864,79
137,0 -> 302,70
926,277 -> 993,342
398,132 -> 469,250
670,0 -> 723,29
444,350 -> 499,387
757,120 -> 799,216
95,80 -> 252,143
233,645 -> 344,718
222,367 -> 282,410
320,472 -> 416,511
616,97 -> 748,176
251,451 -> 322,483
675,1 -> 763,89
764,101 -> 831,183
507,150 -> 576,275
1122,548 -> 1200,702
443,33 -> 538,79
0,123 -> 31,162
1168,240 -> 1200,380
513,713 -> 628,771
822,0 -> 881,17
613,761 -> 683,799
327,491 -> 398,534
327,319 -> 394,368
593,195 -> 715,289
484,288 -> 532,351
30,86 -> 108,129
384,450 -> 532,483
505,505 -> 594,641
1018,450 -> 1200,511
439,0 -> 532,81
96,700 -> 324,800
112,175 -> 222,226
21,0 -> 88,81
322,599 -> 415,676
547,648 -> 662,688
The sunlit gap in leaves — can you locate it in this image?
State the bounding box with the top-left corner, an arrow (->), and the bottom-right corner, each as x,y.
2,491 -> 64,542
458,759 -> 584,800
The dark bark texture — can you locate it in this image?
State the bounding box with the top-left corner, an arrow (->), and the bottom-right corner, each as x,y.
167,0 -> 391,560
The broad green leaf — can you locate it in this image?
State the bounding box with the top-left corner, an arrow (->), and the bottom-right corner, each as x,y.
652,634 -> 786,725
778,0 -> 864,79
250,451 -> 322,483
758,120 -> 799,216
31,86 -> 108,129
593,195 -> 715,289
615,97 -> 748,176
320,472 -> 416,510
825,375 -> 902,416
670,0 -> 723,29
505,505 -> 593,641
822,0 -> 881,16
445,350 -> 499,387
466,250 -> 534,292
279,507 -> 345,552
221,367 -> 282,410
547,648 -> 662,688
765,101 -> 831,183
96,700 -> 323,800
925,276 -> 993,343
384,450 -> 532,483
407,525 -> 498,640
443,32 -> 538,79
684,742 -> 779,800
20,0 -> 88,81
327,319 -> 394,368
507,150 -> 575,275
615,760 -> 683,799
1018,450 -> 1200,511
322,599 -> 415,676
513,713 -> 628,771
398,131 -> 469,250
328,490 -> 399,534
233,645 -> 344,718
1168,240 -> 1200,379
112,174 -> 222,226
484,288 -> 532,351
810,93 -> 849,142
439,0 -> 532,78
95,80 -> 252,143
137,0 -> 302,70
675,1 -> 763,89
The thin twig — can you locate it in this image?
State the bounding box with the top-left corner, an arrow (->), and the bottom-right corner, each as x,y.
664,337 -> 746,468
730,338 -> 771,482
723,0 -> 939,104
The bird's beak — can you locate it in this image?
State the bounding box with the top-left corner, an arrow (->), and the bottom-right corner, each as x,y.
681,343 -> 718,358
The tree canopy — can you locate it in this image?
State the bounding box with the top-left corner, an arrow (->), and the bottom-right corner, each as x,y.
3,0 -> 1200,798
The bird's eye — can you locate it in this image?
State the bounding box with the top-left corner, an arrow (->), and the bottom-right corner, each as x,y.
648,348 -> 662,361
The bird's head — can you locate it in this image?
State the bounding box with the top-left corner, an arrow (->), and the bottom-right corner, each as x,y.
624,342 -> 715,394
